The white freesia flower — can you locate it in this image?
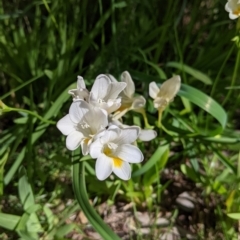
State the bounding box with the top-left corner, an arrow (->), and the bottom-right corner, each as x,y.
89,74 -> 127,114
89,126 -> 144,180
225,0 -> 240,19
149,75 -> 181,110
113,71 -> 146,120
57,100 -> 108,155
68,76 -> 89,101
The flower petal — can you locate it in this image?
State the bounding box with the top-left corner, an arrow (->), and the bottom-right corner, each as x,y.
132,96 -> 146,109
138,129 -> 157,141
105,99 -> 122,114
95,154 -> 113,180
149,82 -> 159,99
91,75 -> 110,100
77,76 -> 86,89
83,105 -> 108,133
100,128 -> 120,144
229,12 -> 239,19
121,71 -> 135,98
112,160 -> 131,180
66,131 -> 84,150
81,138 -> 92,155
225,2 -> 231,12
57,114 -> 76,135
69,101 -> 90,123
106,82 -> 127,100
159,75 -> 181,100
114,127 -> 140,145
89,138 -> 104,159
114,144 -> 144,163
68,89 -> 89,101
107,74 -> 118,82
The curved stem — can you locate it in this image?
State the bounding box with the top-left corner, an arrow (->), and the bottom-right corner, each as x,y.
72,159 -> 121,240
223,47 -> 240,106
8,107 -> 55,124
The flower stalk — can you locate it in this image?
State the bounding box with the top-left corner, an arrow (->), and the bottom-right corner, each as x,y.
0,100 -> 55,124
72,157 -> 121,240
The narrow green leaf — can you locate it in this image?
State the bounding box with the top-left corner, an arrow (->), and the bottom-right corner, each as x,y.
1,73 -> 44,100
179,84 -> 227,132
4,83 -> 76,185
18,168 -> 35,210
0,149 -> 9,195
72,155 -> 121,240
211,145 -> 236,174
166,61 -> 212,85
132,144 -> 169,177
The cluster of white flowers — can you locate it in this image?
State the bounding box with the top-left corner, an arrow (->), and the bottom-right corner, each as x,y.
57,72 -> 156,180
57,72 -> 181,181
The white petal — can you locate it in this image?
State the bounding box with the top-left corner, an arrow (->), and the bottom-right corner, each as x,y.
106,82 -> 127,99
57,114 -> 76,135
69,101 -> 89,123
159,75 -> 181,100
66,131 -> 84,150
229,12 -> 239,19
138,130 -> 157,141
80,139 -> 91,155
77,76 -> 86,89
114,127 -> 140,145
225,2 -> 231,12
68,89 -> 89,101
121,71 -> 135,98
114,144 -> 144,163
95,154 -> 113,180
149,82 -> 159,99
91,75 -> 110,100
100,128 -> 120,144
89,139 -> 104,159
107,74 -> 118,82
83,105 -> 108,133
132,96 -> 146,109
105,100 -> 122,114
112,160 -> 131,180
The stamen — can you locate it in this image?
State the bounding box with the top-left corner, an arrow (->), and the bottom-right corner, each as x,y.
80,122 -> 90,129
98,98 -> 105,103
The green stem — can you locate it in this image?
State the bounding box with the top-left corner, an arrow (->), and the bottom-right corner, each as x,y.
140,109 -> 153,129
210,44 -> 234,97
8,107 -> 55,124
157,109 -> 163,128
72,159 -> 121,240
222,47 -> 240,106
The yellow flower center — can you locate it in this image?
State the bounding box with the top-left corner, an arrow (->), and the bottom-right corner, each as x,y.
103,143 -> 123,168
113,157 -> 123,168
233,7 -> 240,15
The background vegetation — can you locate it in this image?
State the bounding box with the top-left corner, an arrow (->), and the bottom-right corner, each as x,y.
0,0 -> 240,239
